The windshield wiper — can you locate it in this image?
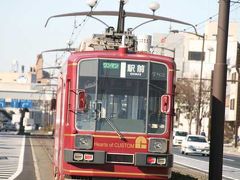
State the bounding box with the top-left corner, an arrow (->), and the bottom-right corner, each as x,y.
103,117 -> 126,141
95,101 -> 126,141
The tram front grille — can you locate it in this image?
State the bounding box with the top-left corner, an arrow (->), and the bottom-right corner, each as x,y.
106,153 -> 134,164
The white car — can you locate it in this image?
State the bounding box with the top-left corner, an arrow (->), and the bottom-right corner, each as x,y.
181,135 -> 210,156
24,124 -> 34,134
173,130 -> 188,146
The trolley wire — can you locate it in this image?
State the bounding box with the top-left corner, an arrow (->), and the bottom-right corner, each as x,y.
182,1 -> 240,33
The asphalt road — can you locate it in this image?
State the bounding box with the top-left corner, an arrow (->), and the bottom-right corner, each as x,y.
173,146 -> 240,180
15,137 -> 35,180
0,132 -> 53,180
1,132 -> 239,180
0,133 -> 26,180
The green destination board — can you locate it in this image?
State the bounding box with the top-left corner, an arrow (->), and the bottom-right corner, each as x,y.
99,61 -> 120,77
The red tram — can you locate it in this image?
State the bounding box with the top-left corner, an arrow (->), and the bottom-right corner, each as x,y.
54,32 -> 175,180
50,1 -> 180,179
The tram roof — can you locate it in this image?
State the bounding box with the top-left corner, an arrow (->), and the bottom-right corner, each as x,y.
68,50 -> 174,65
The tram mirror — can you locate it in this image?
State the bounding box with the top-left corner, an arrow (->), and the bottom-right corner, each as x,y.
78,90 -> 86,112
160,95 -> 171,114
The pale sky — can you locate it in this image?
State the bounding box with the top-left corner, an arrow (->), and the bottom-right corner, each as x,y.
0,0 -> 239,73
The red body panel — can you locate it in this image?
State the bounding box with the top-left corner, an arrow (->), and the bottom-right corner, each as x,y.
54,49 -> 175,180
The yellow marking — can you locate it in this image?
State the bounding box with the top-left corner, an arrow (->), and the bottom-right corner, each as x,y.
68,63 -> 78,66
135,136 -> 147,149
64,134 -> 135,139
63,169 -> 169,177
65,134 -> 170,142
64,134 -> 75,137
93,134 -> 135,139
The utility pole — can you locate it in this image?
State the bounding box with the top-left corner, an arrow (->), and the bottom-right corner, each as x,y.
209,0 -> 230,179
196,33 -> 205,135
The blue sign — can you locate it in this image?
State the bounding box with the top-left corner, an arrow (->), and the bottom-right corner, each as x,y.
0,99 -> 6,108
11,99 -> 20,108
20,100 -> 32,108
11,99 -> 33,108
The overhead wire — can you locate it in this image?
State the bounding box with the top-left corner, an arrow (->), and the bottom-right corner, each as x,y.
159,0 -> 240,48
55,0 -> 102,61
182,1 -> 240,33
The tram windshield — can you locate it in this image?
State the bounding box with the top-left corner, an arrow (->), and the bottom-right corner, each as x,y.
76,59 -> 168,134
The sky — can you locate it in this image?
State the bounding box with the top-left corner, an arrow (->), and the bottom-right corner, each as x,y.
0,0 -> 240,73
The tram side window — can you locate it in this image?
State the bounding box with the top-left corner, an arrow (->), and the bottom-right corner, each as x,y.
148,63 -> 167,134
76,60 -> 97,131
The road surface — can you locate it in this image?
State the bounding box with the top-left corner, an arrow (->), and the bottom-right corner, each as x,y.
1,132 -> 239,180
173,146 -> 240,180
0,132 -> 53,180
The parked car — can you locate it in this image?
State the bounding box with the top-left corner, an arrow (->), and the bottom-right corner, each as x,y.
24,124 -> 35,134
0,123 -> 17,132
173,130 -> 188,146
181,135 -> 210,156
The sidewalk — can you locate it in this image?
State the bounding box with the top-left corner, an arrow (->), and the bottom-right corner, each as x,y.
30,135 -> 54,180
223,143 -> 240,156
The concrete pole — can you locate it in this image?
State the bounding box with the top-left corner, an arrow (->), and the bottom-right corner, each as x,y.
209,0 -> 230,179
235,67 -> 240,148
196,34 -> 205,134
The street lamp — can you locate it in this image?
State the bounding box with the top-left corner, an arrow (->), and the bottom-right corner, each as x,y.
149,1 -> 160,15
171,30 -> 205,134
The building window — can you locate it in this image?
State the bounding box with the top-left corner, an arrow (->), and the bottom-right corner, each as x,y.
225,95 -> 230,107
188,51 -> 205,61
231,72 -> 236,84
230,98 -> 235,110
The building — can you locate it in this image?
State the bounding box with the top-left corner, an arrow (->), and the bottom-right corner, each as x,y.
0,57 -> 55,128
152,21 -> 240,141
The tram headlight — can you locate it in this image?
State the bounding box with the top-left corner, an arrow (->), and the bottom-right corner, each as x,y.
149,138 -> 167,153
75,135 -> 93,150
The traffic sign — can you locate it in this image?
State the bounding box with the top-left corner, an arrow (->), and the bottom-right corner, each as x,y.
0,99 -> 5,108
11,99 -> 33,108
20,100 -> 32,108
11,99 -> 20,108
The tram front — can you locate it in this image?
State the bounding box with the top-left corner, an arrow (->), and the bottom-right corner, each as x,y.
63,53 -> 174,180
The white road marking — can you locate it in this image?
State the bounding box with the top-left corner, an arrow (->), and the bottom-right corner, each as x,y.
30,138 -> 41,180
223,157 -> 235,162
174,154 -> 240,180
0,134 -> 25,180
9,135 -> 25,180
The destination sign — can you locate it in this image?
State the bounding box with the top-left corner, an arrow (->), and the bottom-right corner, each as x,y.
102,62 -> 119,70
99,60 -> 148,79
126,62 -> 147,79
150,63 -> 167,81
99,61 -> 120,78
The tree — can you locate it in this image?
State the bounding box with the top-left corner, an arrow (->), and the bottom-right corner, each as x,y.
175,78 -> 211,134
197,81 -> 211,134
175,79 -> 198,134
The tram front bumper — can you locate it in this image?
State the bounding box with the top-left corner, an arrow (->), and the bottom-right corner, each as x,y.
64,149 -> 105,164
64,149 -> 173,168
